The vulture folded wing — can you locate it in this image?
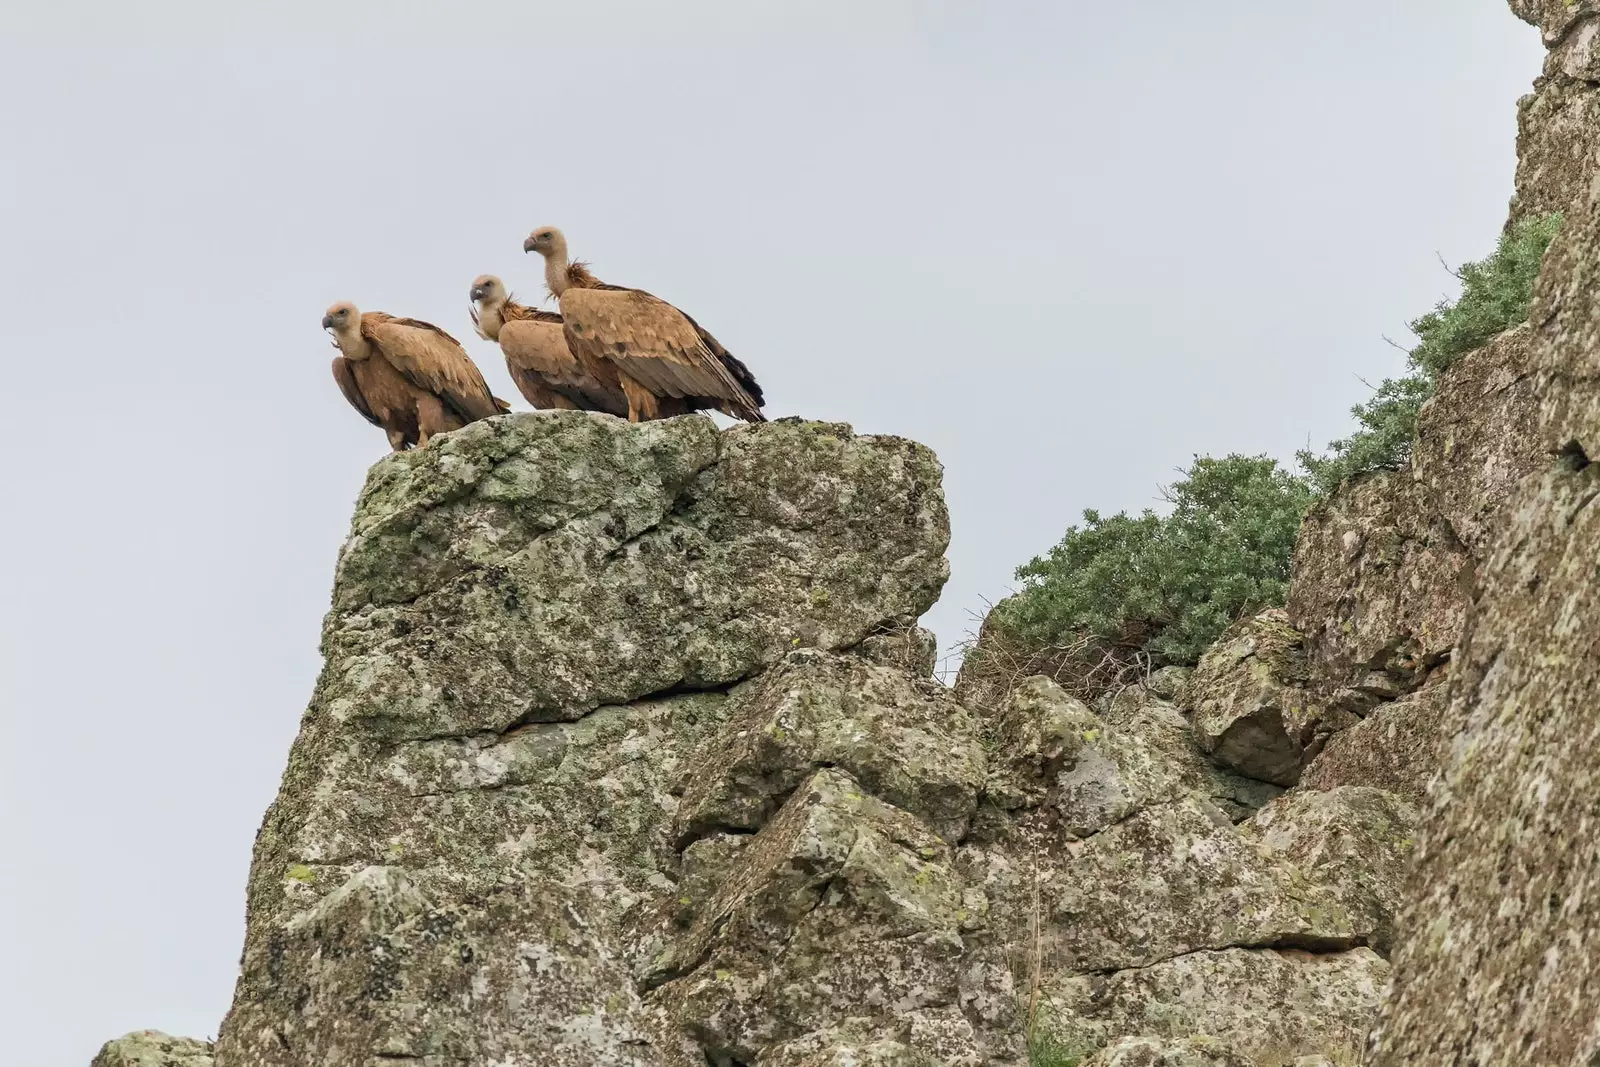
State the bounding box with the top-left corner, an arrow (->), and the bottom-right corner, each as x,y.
500,317 -> 629,416
362,315 -> 507,422
559,288 -> 762,420
331,357 -> 381,426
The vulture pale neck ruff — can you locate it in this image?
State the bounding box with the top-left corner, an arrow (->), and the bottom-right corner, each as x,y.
330,323 -> 372,360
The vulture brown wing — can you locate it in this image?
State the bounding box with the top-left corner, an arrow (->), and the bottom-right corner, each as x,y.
500,318 -> 629,416
499,318 -> 582,379
362,314 -> 506,422
559,288 -> 763,421
505,364 -> 570,410
331,356 -> 381,426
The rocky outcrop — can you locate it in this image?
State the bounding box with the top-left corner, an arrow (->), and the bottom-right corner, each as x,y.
1368,72 -> 1600,1065
208,413 -> 956,1067
1282,323 -> 1547,807
958,678 -> 1403,1065
1509,1 -> 1600,220
1239,787 -> 1416,955
78,409 -> 1407,1067
90,1032 -> 214,1067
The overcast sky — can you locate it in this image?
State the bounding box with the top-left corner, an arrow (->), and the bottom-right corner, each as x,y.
0,3 -> 1542,1062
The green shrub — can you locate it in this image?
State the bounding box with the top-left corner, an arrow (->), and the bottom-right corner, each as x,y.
999,454 -> 1312,667
1299,213 -> 1560,494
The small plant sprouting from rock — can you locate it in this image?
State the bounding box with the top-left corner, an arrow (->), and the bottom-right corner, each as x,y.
995,454 -> 1311,668
1298,212 -> 1561,494
1027,1027 -> 1084,1067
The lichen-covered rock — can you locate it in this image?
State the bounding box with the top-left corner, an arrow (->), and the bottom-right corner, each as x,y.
1509,0 -> 1599,41
1240,786 -> 1417,955
765,1032 -> 952,1067
219,866 -> 662,1066
91,1032 -> 214,1067
1509,8 -> 1600,220
649,768 -> 968,1064
1143,666 -> 1191,703
327,414 -> 947,738
1186,611 -> 1348,788
212,415 -> 953,1067
1080,1035 -> 1254,1067
1040,947 -> 1386,1065
1371,382 -> 1600,1049
1288,474 -> 1465,709
1369,32 -> 1600,1053
1045,796 -> 1366,973
674,649 -> 985,844
984,676 -> 1277,832
1298,683 -> 1448,805
1410,327 -> 1546,556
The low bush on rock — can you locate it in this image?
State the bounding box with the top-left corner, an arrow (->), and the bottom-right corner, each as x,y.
995,454 -> 1311,669
966,216 -> 1558,699
1298,212 -> 1560,494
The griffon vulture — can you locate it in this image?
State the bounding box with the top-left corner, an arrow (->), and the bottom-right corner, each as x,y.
467,275 -> 633,418
522,227 -> 766,423
324,301 -> 510,451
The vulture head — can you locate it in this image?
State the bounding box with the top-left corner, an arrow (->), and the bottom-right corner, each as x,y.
468,275 -> 506,339
523,225 -> 565,259
469,274 -> 505,306
322,301 -> 360,347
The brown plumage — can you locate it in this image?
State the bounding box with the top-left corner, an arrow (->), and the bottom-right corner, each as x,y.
467,275 -> 634,417
324,301 -> 511,451
523,226 -> 766,423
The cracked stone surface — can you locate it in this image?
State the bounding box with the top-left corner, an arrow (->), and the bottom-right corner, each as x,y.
674,649 -> 986,846
983,676 -> 1279,835
1239,786 -> 1417,956
1288,474 -> 1467,711
1299,683 -> 1449,806
1186,611 -> 1349,788
1040,947 -> 1386,1066
648,768 -> 971,1065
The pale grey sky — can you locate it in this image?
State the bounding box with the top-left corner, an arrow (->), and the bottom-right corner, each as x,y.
0,3 -> 1540,1062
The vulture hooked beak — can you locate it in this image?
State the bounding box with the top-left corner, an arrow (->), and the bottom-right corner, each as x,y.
321,314 -> 334,329
470,285 -> 487,302
522,236 -> 537,253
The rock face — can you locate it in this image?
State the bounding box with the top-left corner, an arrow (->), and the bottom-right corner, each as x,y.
1509,2 -> 1600,220
210,414 -> 956,1067
1046,948 -> 1387,1066
1369,44 -> 1600,1061
958,678 -> 1400,1066
1284,323 -> 1547,807
108,410 -> 1407,1067
91,1032 -> 214,1067
1185,610 -> 1347,787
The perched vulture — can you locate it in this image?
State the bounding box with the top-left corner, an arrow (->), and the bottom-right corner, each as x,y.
522,226 -> 766,423
467,275 -> 632,418
324,301 -> 510,451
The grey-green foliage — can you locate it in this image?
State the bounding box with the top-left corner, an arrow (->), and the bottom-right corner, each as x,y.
1299,212 -> 1561,494
1000,454 -> 1312,667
